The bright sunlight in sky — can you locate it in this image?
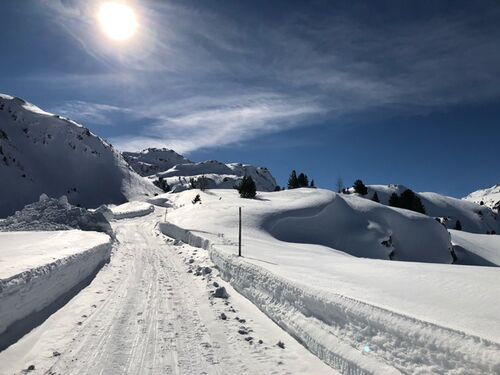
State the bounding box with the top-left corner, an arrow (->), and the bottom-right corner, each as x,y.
98,2 -> 138,41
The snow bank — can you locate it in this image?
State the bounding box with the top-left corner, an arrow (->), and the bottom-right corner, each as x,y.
159,189 -> 500,374
450,229 -> 500,266
110,201 -> 154,219
0,230 -> 112,340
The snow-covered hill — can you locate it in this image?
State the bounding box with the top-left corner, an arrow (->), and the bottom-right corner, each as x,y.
122,148 -> 192,176
159,188 -> 500,374
356,184 -> 500,234
0,94 -> 159,217
154,160 -> 278,192
464,184 -> 500,212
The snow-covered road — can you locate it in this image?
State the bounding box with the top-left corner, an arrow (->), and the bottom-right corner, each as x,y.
0,212 -> 335,375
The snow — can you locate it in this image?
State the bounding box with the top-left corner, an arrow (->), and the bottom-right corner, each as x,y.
159,188 -> 500,374
360,184 -> 500,234
155,160 -> 277,193
450,229 -> 500,266
0,194 -> 112,234
0,94 -> 160,217
464,184 -> 500,212
123,147 -> 192,176
0,230 -> 112,338
0,213 -> 336,375
110,201 -> 155,219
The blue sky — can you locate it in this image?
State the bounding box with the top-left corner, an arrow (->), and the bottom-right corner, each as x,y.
1,0 -> 499,197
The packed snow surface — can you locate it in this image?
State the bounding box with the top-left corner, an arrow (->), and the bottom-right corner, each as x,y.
0,212 -> 335,375
0,94 -> 159,217
0,230 -> 112,338
450,229 -> 500,266
160,188 -> 500,374
361,184 -> 500,234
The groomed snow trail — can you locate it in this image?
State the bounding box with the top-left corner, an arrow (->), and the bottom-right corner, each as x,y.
0,211 -> 334,375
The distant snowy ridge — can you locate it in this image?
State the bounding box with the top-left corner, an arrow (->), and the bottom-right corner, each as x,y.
123,148 -> 278,192
123,148 -> 192,177
464,184 -> 500,212
0,94 -> 160,217
355,184 -> 500,234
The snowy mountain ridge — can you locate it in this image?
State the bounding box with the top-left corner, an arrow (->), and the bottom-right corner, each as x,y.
464,184 -> 500,212
124,148 -> 278,192
0,94 -> 159,217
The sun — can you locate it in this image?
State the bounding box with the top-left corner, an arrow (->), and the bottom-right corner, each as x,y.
98,2 -> 138,41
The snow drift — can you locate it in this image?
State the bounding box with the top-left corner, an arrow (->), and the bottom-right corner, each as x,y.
110,201 -> 155,219
0,94 -> 159,217
0,230 -> 112,346
450,229 -> 500,267
159,188 -> 500,374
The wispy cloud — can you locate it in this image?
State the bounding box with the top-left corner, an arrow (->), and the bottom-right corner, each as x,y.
51,101 -> 134,126
34,1 -> 500,153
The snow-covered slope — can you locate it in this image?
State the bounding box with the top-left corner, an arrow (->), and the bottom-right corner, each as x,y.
464,184 -> 500,212
155,160 -> 277,192
0,94 -> 159,217
159,188 -> 500,374
450,229 -> 500,267
361,184 -> 500,234
122,148 -> 191,176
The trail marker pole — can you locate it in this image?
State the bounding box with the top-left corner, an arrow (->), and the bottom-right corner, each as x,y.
238,206 -> 242,257
164,208 -> 167,222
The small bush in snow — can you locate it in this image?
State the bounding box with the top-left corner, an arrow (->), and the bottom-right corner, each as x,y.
192,194 -> 201,204
238,176 -> 257,198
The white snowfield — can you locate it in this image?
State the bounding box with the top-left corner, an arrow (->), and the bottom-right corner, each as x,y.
160,188 -> 500,374
464,184 -> 500,212
0,94 -> 160,217
0,230 -> 112,338
0,212 -> 335,375
450,229 -> 500,266
110,201 -> 155,219
363,184 -> 500,234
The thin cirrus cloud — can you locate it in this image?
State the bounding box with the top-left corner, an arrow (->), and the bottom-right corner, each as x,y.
37,1 -> 500,153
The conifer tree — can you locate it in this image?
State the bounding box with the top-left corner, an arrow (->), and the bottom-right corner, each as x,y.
310,179 -> 315,188
454,220 -> 462,231
389,193 -> 400,207
297,173 -> 309,188
372,192 -> 380,203
288,170 -> 299,189
353,179 -> 368,195
238,176 -> 257,198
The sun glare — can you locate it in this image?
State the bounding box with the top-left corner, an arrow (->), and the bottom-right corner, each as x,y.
98,2 -> 138,41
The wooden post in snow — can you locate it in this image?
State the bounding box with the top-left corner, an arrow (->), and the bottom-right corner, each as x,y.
238,206 -> 242,257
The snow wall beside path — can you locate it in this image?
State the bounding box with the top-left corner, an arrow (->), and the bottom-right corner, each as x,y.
0,235 -> 112,346
159,221 -> 500,375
